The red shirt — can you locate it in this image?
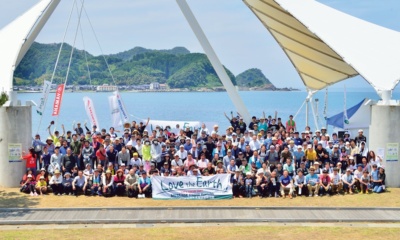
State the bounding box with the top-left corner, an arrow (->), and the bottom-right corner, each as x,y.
22,154 -> 36,168
320,174 -> 331,185
96,149 -> 106,161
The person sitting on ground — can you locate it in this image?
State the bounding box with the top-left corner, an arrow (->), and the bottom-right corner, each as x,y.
90,169 -> 102,196
256,169 -> 269,198
306,167 -> 319,197
72,170 -> 88,196
113,169 -> 126,196
269,170 -> 280,198
351,163 -> 362,189
35,176 -> 47,196
330,167 -> 343,195
62,172 -> 73,195
231,169 -> 244,198
280,170 -> 293,199
244,172 -> 254,198
319,169 -> 332,196
125,169 -> 139,198
342,169 -> 356,194
360,170 -> 371,194
49,170 -> 63,196
372,167 -> 386,193
138,172 -> 152,198
294,169 -> 307,196
102,170 -> 114,197
21,174 -> 37,196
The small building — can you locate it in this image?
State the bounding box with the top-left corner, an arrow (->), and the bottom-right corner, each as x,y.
149,82 -> 160,90
96,84 -> 118,92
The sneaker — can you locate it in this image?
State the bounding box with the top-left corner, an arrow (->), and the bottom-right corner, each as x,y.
57,193 -> 61,196
34,192 -> 38,196
309,194 -> 312,197
30,192 -> 34,196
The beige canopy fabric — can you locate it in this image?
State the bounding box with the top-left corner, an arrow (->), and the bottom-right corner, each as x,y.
243,0 -> 400,92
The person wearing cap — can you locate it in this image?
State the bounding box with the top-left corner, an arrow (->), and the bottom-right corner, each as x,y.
256,168 -> 269,198
354,129 -> 367,146
353,164 -> 364,191
138,171 -> 152,198
21,173 -> 37,196
47,123 -> 65,145
231,169 -> 245,198
293,145 -> 305,168
90,169 -> 102,196
304,144 -> 317,169
125,169 -> 139,198
62,172 -> 73,195
244,171 -> 254,198
35,175 -> 48,195
359,170 -> 371,194
188,166 -> 201,177
318,169 -> 332,196
329,168 -> 342,195
306,167 -> 319,197
49,170 -> 63,195
294,169 -> 307,196
342,169 -> 355,194
113,169 -> 126,196
223,112 -> 240,132
130,152 -> 142,169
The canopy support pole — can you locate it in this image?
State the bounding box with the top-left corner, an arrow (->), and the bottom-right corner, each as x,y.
176,0 -> 251,123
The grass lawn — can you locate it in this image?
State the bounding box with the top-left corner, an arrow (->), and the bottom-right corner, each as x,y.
0,226 -> 399,240
0,187 -> 399,208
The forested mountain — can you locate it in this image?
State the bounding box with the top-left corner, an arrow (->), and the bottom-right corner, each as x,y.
236,68 -> 272,88
14,42 -> 274,89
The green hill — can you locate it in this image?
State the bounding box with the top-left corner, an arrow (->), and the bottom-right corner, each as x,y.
14,42 -> 273,89
236,68 -> 272,88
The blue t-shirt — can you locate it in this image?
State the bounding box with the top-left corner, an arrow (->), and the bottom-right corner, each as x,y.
306,173 -> 319,186
280,175 -> 292,186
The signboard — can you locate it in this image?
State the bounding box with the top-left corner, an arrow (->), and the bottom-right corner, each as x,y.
386,143 -> 399,162
151,174 -> 232,200
8,143 -> 22,162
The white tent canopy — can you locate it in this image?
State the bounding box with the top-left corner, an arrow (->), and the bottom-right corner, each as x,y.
0,0 -> 60,94
243,0 -> 400,92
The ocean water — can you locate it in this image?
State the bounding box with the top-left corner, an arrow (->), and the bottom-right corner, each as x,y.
17,90 -> 400,137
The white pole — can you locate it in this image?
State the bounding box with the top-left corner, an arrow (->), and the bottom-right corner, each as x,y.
176,0 -> 251,123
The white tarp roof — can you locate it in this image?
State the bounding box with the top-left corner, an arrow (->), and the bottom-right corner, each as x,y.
0,0 -> 60,92
243,0 -> 400,91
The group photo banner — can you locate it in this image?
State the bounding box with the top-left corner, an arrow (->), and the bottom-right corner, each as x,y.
151,174 -> 232,200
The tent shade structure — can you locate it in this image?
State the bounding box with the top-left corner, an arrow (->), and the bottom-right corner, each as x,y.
243,0 -> 400,94
0,0 -> 61,101
327,98 -> 369,130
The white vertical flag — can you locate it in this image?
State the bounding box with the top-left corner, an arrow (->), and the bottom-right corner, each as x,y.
36,80 -> 51,115
114,91 -> 129,123
83,96 -> 100,128
108,95 -> 122,128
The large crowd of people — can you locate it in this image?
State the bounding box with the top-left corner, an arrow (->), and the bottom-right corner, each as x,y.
20,113 -> 386,198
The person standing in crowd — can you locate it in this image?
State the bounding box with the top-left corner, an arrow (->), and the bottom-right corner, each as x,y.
285,115 -> 296,133
21,148 -> 37,176
70,134 -> 82,169
32,134 -> 46,170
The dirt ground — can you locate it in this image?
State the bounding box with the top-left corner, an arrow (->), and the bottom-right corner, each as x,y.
1,187 -> 399,208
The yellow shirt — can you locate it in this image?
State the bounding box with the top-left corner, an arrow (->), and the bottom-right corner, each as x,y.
305,149 -> 317,161
36,180 -> 47,188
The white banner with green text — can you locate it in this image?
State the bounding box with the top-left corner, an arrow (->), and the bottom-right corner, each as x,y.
151,174 -> 232,200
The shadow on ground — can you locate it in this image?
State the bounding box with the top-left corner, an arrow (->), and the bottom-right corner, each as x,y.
0,190 -> 39,208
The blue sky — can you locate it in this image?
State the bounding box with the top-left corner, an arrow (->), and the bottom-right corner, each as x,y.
1,0 -> 400,91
